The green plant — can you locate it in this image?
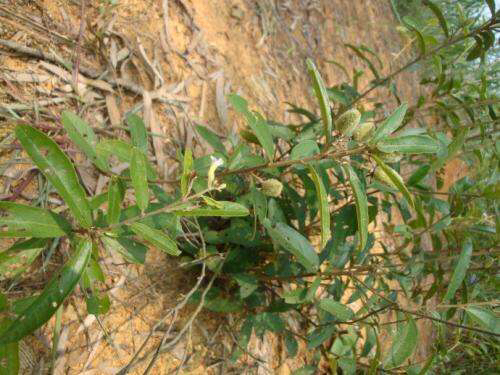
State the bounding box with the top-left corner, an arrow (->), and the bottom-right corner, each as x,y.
1,3 -> 499,374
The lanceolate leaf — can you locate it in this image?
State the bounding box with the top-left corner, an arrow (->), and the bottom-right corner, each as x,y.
101,235 -> 147,264
376,135 -> 440,154
370,103 -> 408,143
15,125 -> 93,228
373,156 -> 414,209
0,319 -> 19,375
345,43 -> 381,80
61,111 -> 108,171
107,178 -> 124,225
0,238 -> 48,280
431,127 -> 468,172
444,238 -> 473,302
343,164 -> 368,251
181,148 -> 193,196
384,317 -> 418,368
306,58 -> 332,143
0,202 -> 72,238
318,299 -> 354,321
195,125 -> 226,154
0,239 -> 91,345
465,307 -> 500,334
264,220 -> 319,272
96,139 -> 157,180
126,113 -> 149,153
174,201 -> 249,217
249,114 -> 275,162
423,0 -> 449,38
308,165 -> 331,248
130,147 -> 149,212
130,222 -> 180,256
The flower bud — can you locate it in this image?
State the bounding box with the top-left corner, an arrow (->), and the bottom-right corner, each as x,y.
336,109 -> 361,137
374,167 -> 397,189
261,179 -> 283,197
353,121 -> 374,142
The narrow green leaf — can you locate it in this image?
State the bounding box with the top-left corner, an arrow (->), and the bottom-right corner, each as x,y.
86,293 -> 111,316
285,331 -> 299,357
0,238 -> 91,345
384,317 -> 418,368
174,201 -> 249,217
466,36 -> 483,61
465,307 -> 500,334
264,220 -> 319,272
408,165 -> 430,186
15,125 -> 92,228
126,113 -> 149,153
181,148 -> 193,196
231,316 -> 254,361
130,222 -> 180,256
96,139 -> 157,180
204,297 -> 243,313
423,0 -> 449,38
107,178 -> 124,225
370,103 -> 408,143
308,165 -> 331,248
195,125 -> 226,154
61,111 -> 108,171
418,354 -> 435,375
0,239 -> 47,280
0,319 -> 19,375
444,238 -> 473,302
343,164 -> 368,250
306,58 -> 332,143
373,156 -> 414,209
306,325 -> 336,349
345,43 -> 381,80
318,299 -> 354,321
430,127 -> 468,172
290,141 -> 320,168
101,235 -> 147,264
376,135 -> 440,154
0,202 -> 72,238
232,274 -> 259,299
249,114 -> 274,162
403,17 -> 426,55
130,148 -> 149,211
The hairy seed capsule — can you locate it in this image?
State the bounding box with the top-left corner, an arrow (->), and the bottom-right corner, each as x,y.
261,179 -> 283,197
336,109 -> 361,137
374,167 -> 397,189
353,121 -> 375,142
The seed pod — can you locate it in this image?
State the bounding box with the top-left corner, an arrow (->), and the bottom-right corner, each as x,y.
261,179 -> 283,197
353,121 -> 375,142
335,109 -> 361,137
375,150 -> 403,163
374,167 -> 398,189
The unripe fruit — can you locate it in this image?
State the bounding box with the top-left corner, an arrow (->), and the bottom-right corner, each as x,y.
374,167 -> 397,189
353,121 -> 374,142
336,109 -> 361,137
261,179 -> 283,197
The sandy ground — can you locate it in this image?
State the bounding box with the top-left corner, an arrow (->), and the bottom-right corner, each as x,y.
0,0 -> 462,373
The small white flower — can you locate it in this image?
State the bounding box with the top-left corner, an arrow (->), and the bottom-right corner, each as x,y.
208,156 -> 225,189
210,156 -> 224,168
